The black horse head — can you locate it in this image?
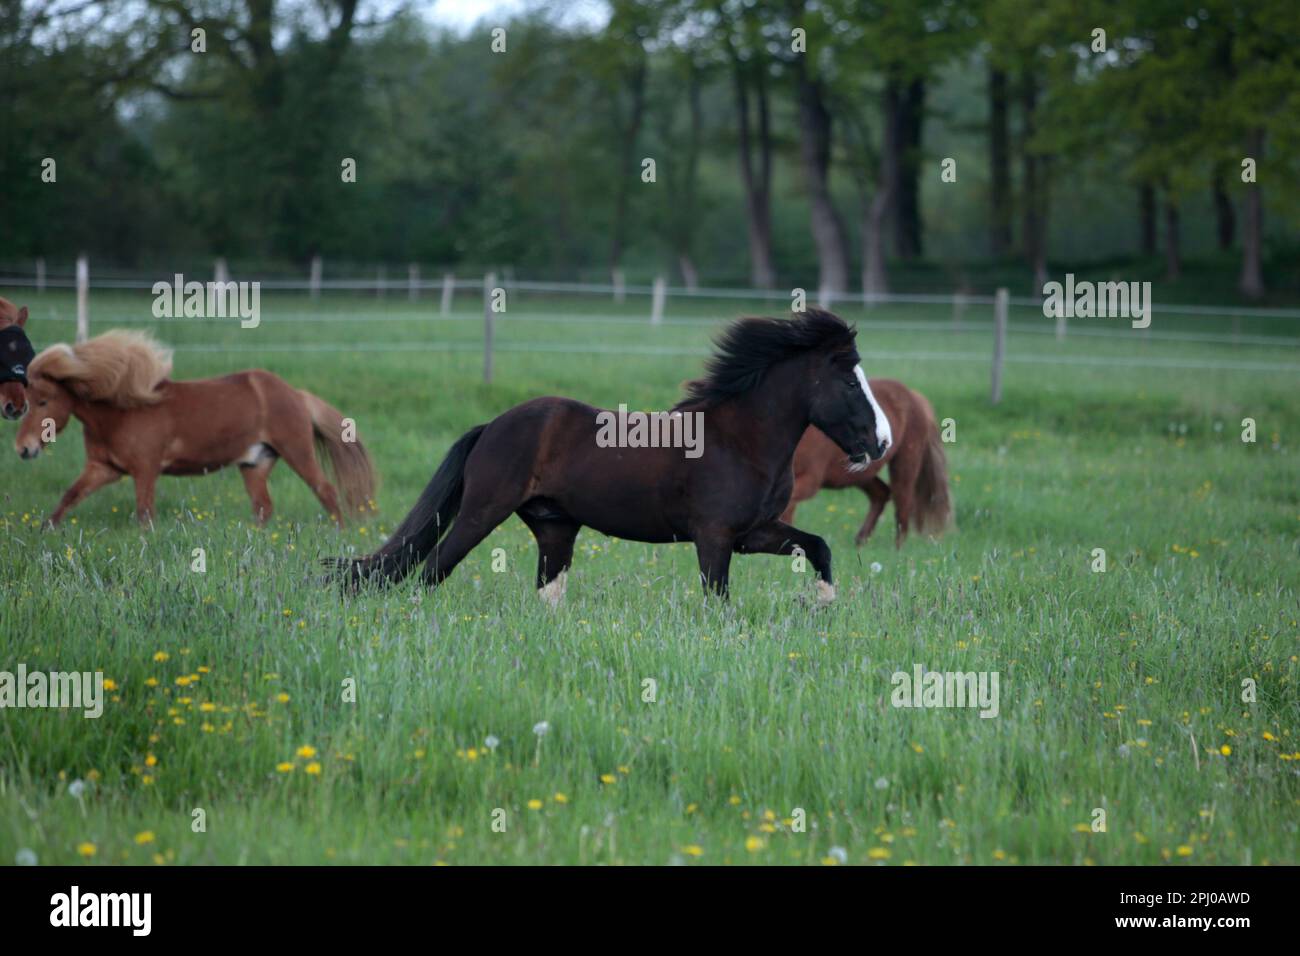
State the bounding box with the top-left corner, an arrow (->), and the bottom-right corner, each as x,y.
0,324 -> 36,419
677,308 -> 890,462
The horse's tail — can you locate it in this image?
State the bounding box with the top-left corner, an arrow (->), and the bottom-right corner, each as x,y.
912,393 -> 953,537
331,424 -> 487,587
301,389 -> 379,516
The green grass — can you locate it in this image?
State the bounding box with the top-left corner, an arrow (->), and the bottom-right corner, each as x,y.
0,290 -> 1296,865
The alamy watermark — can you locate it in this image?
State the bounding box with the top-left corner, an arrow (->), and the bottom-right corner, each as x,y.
596,405 -> 704,459
0,665 -> 103,718
1042,273 -> 1151,329
891,664 -> 999,718
151,273 -> 260,328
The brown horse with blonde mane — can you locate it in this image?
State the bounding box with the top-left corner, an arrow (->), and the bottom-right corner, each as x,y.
782,379 -> 952,547
14,330 -> 377,527
0,296 -> 34,420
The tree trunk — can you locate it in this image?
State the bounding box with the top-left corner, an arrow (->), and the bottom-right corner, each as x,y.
988,66 -> 1012,257
1139,182 -> 1156,256
1212,169 -> 1235,251
609,57 -> 647,271
732,57 -> 776,289
861,186 -> 891,300
892,78 -> 925,260
1239,128 -> 1265,299
1163,193 -> 1181,281
678,255 -> 700,291
794,65 -> 851,301
1020,74 -> 1047,287
670,58 -> 704,290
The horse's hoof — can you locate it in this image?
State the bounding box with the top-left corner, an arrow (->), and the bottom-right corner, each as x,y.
815,580 -> 836,606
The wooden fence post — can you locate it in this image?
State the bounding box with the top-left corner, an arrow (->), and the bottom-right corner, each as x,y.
991,287 -> 1008,405
650,275 -> 666,325
75,255 -> 89,343
483,272 -> 497,384
441,273 -> 455,316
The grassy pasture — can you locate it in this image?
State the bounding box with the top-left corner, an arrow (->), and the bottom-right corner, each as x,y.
0,288 -> 1296,865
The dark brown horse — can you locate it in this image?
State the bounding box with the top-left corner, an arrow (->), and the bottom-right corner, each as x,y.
0,297 -> 34,420
782,379 -> 951,547
336,309 -> 891,603
15,330 -> 377,527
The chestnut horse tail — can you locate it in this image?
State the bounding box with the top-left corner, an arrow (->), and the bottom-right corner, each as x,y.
335,424 -> 487,586
300,390 -> 379,515
912,395 -> 953,536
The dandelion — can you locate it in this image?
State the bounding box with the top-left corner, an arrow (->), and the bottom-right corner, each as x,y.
152,652 -> 169,662
827,846 -> 848,865
144,754 -> 158,768
296,745 -> 317,759
67,779 -> 86,799
527,799 -> 543,810
305,762 -> 322,775
744,836 -> 766,853
870,562 -> 883,574
276,762 -> 294,774
485,735 -> 500,751
134,831 -> 155,845
276,693 -> 290,704
553,793 -> 568,804
77,842 -> 97,858
1220,745 -> 1231,756
600,773 -> 617,785
1176,845 -> 1193,857
867,847 -> 891,860
532,721 -> 550,737
681,844 -> 704,857
873,777 -> 889,790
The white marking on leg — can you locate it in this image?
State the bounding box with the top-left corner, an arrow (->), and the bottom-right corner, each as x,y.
538,570 -> 567,609
815,579 -> 836,605
853,365 -> 893,453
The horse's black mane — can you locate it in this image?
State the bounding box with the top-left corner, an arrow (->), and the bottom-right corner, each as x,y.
675,308 -> 856,409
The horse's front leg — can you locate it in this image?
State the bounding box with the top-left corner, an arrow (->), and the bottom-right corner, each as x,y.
47,461 -> 121,527
133,468 -> 161,527
693,529 -> 735,599
735,520 -> 835,604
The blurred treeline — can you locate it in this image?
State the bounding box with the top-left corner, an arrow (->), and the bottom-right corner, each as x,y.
1,0 -> 1297,298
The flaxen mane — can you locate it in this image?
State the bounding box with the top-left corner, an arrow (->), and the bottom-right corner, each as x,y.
30,330 -> 172,407
675,308 -> 857,410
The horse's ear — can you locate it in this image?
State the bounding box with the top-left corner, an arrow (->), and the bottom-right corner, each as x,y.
16,306 -> 27,327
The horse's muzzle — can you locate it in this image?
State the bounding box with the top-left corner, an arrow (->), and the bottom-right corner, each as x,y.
1,401 -> 25,421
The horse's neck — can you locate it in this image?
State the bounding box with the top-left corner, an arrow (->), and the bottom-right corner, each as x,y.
719,361 -> 811,470
69,398 -> 115,439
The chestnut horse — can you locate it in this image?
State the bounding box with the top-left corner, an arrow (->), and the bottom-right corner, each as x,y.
0,297 -> 34,420
782,379 -> 951,547
334,309 -> 892,603
15,330 -> 377,527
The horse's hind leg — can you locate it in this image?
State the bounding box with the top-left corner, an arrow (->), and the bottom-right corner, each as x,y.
272,430 -> 343,525
420,487 -> 521,589
887,451 -> 921,548
239,458 -> 277,526
854,477 -> 891,546
519,511 -> 580,608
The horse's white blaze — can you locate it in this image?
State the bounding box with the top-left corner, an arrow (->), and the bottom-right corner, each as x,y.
538,570 -> 567,609
853,365 -> 893,454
